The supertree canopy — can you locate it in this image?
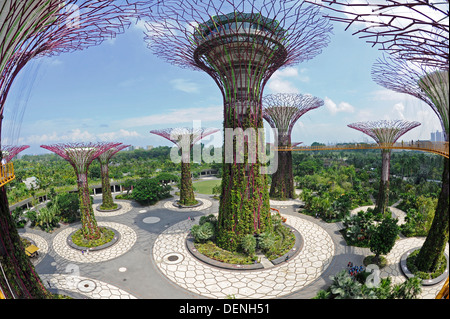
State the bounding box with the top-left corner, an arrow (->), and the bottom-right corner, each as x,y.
308,0 -> 449,69
142,0 -> 333,251
0,0 -> 138,140
262,93 -> 323,199
96,143 -> 130,211
372,57 -> 449,142
348,120 -> 420,215
0,145 -> 30,163
41,142 -> 120,239
150,127 -> 219,206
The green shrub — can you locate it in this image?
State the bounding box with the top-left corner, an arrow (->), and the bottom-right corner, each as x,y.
132,177 -> 171,205
191,222 -> 216,243
51,192 -> 80,223
36,206 -> 59,232
240,234 -> 256,256
258,231 -> 276,251
199,214 -> 217,226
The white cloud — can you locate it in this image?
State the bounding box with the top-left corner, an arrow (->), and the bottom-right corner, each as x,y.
266,67 -> 304,94
98,129 -> 141,141
388,102 -> 406,120
119,106 -> 222,128
324,97 -> 355,115
170,78 -> 200,93
25,128 -> 141,145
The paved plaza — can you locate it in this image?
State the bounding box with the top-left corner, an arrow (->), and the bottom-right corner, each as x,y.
17,190 -> 448,300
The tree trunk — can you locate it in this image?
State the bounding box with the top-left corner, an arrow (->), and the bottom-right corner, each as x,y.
0,186 -> 50,299
269,149 -> 294,199
217,104 -> 271,252
77,173 -> 100,240
415,157 -> 449,272
375,150 -> 390,215
179,160 -> 196,206
100,163 -> 115,209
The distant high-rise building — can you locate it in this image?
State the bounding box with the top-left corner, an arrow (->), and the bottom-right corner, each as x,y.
432,130 -> 444,142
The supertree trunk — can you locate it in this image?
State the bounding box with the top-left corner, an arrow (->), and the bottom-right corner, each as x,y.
0,187 -> 50,299
262,93 -> 323,200
150,128 -> 218,207
374,149 -> 391,215
415,158 -> 449,272
96,144 -> 129,210
100,163 -> 115,210
179,161 -> 196,206
0,1 -> 137,299
269,149 -> 294,200
77,173 -> 100,240
0,146 -> 49,299
217,111 -> 271,251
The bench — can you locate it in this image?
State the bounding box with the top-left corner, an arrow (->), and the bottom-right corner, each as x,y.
25,245 -> 39,258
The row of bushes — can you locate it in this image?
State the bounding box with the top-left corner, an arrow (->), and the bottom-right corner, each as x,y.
314,269 -> 422,299
12,192 -> 83,232
300,187 -> 372,222
12,176 -> 173,232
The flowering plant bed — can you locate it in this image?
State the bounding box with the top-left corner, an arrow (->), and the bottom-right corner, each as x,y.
70,227 -> 116,248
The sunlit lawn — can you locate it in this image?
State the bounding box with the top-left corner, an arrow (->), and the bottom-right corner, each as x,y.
193,179 -> 221,194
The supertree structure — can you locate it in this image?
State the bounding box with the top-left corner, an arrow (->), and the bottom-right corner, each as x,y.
372,58 -> 449,273
150,127 -> 219,206
141,0 -> 333,251
0,145 -> 29,185
96,143 -> 130,211
262,93 -> 323,199
41,142 -> 120,239
307,0 -> 449,70
348,120 -> 420,215
372,57 -> 448,142
310,0 -> 449,275
0,145 -> 30,163
0,1 -> 138,299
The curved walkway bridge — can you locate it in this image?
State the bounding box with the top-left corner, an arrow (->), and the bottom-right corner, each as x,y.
278,141 -> 449,158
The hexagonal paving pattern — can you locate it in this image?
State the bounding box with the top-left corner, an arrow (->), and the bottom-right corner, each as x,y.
153,214 -> 334,299
52,222 -> 137,263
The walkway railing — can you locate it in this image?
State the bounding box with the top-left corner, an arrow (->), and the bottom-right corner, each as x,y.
0,162 -> 15,187
277,141 -> 449,158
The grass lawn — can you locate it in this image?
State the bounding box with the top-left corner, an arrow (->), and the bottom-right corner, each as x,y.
193,179 -> 221,195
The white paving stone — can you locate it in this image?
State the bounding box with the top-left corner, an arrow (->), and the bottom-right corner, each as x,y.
152,214 -> 335,299
40,274 -> 137,299
52,222 -> 137,263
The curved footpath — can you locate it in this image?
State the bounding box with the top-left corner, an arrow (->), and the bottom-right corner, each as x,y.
16,191 -> 448,300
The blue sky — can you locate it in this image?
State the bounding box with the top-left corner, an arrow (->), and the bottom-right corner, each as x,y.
3,8 -> 442,155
